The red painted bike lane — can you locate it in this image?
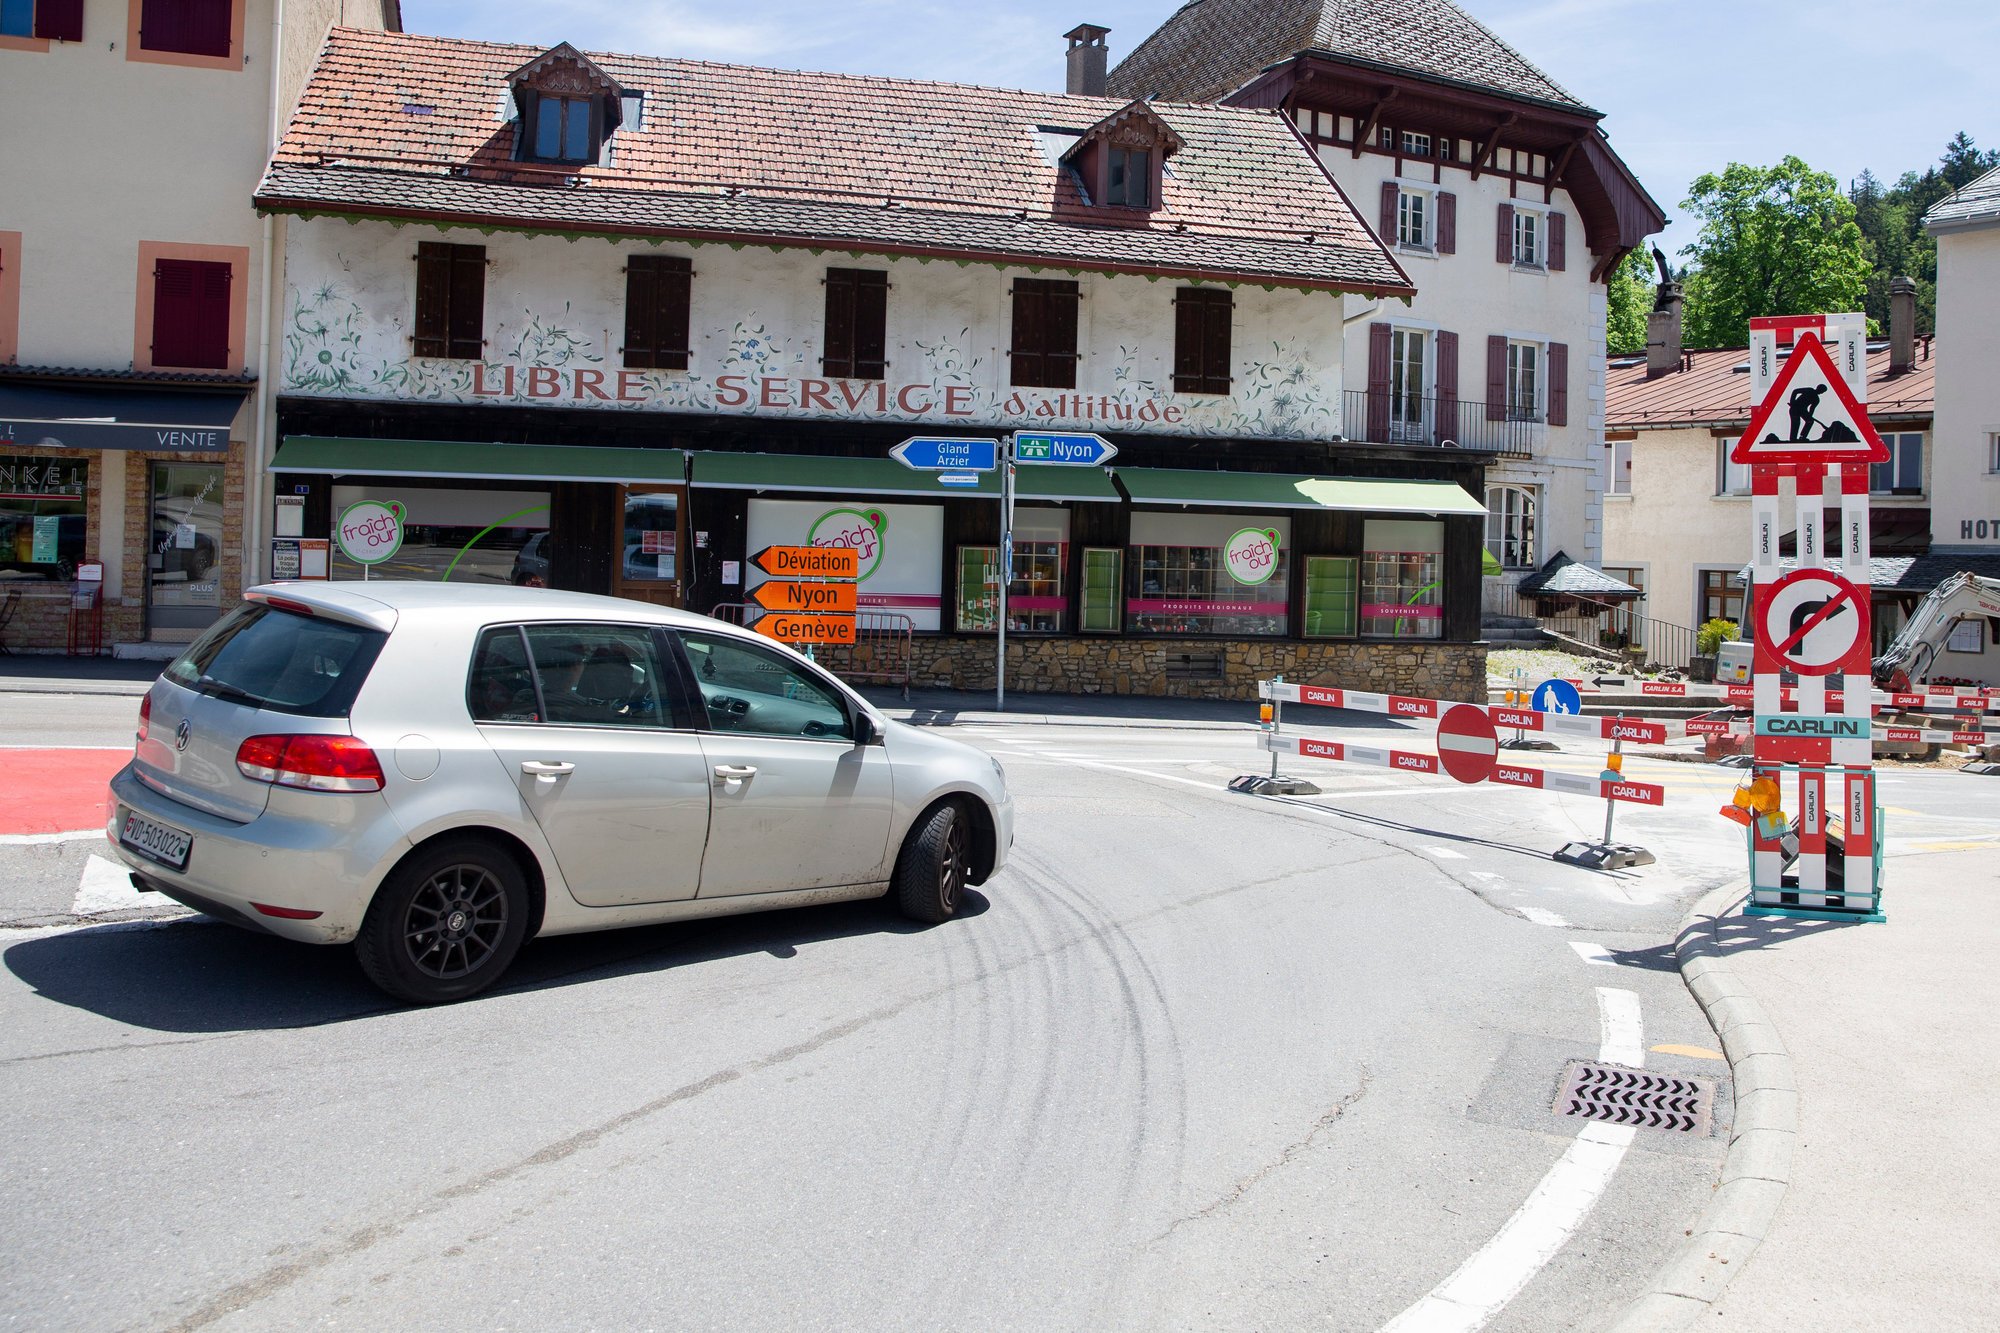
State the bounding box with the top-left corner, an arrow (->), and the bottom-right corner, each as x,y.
1,749 -> 130,836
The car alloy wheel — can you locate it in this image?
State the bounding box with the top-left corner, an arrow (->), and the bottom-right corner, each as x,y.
404,864 -> 510,980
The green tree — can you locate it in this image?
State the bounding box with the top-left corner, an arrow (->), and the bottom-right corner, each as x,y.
1605,249 -> 1651,354
1849,134 -> 1998,334
1676,156 -> 1870,348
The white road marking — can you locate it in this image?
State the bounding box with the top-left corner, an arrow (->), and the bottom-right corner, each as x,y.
1518,907 -> 1571,928
1423,846 -> 1469,860
1568,941 -> 1617,967
1380,987 -> 1642,1333
0,829 -> 105,846
73,854 -> 149,915
1469,872 -> 1503,882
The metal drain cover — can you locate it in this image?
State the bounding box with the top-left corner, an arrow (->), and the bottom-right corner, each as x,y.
1554,1061 -> 1715,1135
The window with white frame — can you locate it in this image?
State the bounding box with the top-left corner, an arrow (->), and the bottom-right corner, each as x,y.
1870,431 -> 1924,494
1380,125 -> 1396,151
1717,441 -> 1751,496
1397,188 -> 1430,248
1389,327 -> 1427,440
1506,341 -> 1541,421
1401,130 -> 1432,157
1607,438 -> 1633,495
1485,484 -> 1538,569
1512,208 -> 1542,266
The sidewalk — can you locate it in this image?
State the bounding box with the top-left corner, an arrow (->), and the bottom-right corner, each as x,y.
0,656 -> 160,696
862,686 -> 1261,731
1624,849 -> 2000,1329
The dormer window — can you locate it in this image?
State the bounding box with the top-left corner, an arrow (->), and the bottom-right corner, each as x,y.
507,42 -> 626,167
1107,148 -> 1150,208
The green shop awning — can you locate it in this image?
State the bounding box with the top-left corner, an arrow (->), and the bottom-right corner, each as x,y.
272,437 -> 686,485
1113,467 -> 1485,516
687,451 -> 1119,502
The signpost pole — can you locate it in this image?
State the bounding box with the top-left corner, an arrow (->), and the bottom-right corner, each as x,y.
997,440 -> 1014,712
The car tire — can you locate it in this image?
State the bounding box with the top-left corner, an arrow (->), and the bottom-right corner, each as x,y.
355,838 -> 530,1004
894,800 -> 969,925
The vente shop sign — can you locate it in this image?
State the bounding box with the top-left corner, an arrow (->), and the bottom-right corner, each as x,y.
0,457 -> 87,499
462,365 -> 1194,427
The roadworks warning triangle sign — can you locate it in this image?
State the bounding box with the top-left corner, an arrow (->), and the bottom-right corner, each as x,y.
1732,331 -> 1888,464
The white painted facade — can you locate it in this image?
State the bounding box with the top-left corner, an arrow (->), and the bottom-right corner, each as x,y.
279,218 -> 1350,439
1928,224 -> 2000,553
1303,121 -> 1609,575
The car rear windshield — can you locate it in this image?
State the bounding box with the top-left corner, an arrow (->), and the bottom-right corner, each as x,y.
165,603 -> 387,717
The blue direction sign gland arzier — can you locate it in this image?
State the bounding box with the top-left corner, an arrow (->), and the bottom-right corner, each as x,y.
890,436 -> 999,472
1012,432 -> 1119,466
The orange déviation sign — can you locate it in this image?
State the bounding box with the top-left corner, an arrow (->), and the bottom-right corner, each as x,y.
751,545 -> 859,579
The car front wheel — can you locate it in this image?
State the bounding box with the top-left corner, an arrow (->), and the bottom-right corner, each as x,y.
895,800 -> 970,924
356,838 -> 530,1004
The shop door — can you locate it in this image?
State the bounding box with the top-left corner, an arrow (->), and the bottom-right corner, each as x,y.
148,462 -> 226,634
612,485 -> 685,608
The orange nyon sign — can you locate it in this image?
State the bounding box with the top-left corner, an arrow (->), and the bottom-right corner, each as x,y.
751,581 -> 858,613
754,614 -> 858,646
751,545 -> 859,579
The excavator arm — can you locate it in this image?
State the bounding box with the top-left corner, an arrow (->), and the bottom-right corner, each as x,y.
1872,571 -> 2000,689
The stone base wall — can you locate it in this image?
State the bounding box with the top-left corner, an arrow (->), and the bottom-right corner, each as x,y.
815,635 -> 1488,702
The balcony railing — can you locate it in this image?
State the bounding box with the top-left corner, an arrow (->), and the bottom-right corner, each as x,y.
1341,390 -> 1539,458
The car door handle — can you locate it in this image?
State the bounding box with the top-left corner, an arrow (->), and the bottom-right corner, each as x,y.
712,764 -> 757,785
521,760 -> 576,778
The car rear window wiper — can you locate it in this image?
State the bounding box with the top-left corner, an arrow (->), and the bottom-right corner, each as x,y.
195,674 -> 265,707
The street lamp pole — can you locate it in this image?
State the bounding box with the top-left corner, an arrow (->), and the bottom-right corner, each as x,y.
997,434 -> 1015,712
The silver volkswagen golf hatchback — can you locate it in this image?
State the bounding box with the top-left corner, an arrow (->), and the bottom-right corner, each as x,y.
109,584 -> 1012,1003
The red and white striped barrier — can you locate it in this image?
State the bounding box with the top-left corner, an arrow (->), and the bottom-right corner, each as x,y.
1600,679 -> 1996,714
1686,718 -> 1992,745
1265,734 -> 1666,805
1262,680 -> 1667,745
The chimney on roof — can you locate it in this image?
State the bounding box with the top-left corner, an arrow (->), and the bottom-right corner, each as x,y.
1065,24 -> 1111,96
1889,274 -> 1917,375
1645,281 -> 1684,379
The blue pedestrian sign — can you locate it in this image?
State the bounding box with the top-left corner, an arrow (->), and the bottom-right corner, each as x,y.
891,436 -> 999,472
1532,679 -> 1583,715
1011,432 -> 1119,466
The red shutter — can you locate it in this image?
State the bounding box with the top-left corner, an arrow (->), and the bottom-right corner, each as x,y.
1043,281 -> 1079,390
1496,202 -> 1514,264
141,0 -> 230,57
1547,341 -> 1569,426
1172,292 -> 1204,392
413,244 -> 451,358
1379,181 -> 1399,242
34,0 -> 85,40
623,258 -> 658,369
1548,212 -> 1567,272
1434,330 -> 1459,445
852,271 -> 887,380
446,245 -> 486,360
822,270 -> 855,377
1485,335 -> 1507,422
1436,192 -> 1456,254
151,258 -> 229,370
1010,281 -> 1045,388
1365,322 -> 1391,442
1200,292 -> 1232,393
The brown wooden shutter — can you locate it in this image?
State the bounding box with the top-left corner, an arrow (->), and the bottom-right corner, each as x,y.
1485,335 -> 1507,422
1435,329 -> 1459,445
1043,280 -> 1079,389
1365,322 -> 1391,441
654,257 -> 691,369
624,255 -> 691,370
1436,192 -> 1456,254
1172,291 -> 1204,392
822,270 -> 855,377
1010,280 -> 1046,388
141,0 -> 230,56
623,258 -> 658,369
446,244 -> 486,359
851,270 -> 887,380
1496,202 -> 1514,264
1547,211 -> 1567,272
34,0 -> 85,40
1199,290 -> 1232,393
1379,181 -> 1399,241
1547,341 -> 1569,426
151,258 -> 230,370
413,243 -> 451,358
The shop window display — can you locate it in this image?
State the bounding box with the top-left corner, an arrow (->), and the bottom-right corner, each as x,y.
1360,519 -> 1444,639
328,485 -> 550,584
955,541 -> 1066,633
0,456 -> 87,582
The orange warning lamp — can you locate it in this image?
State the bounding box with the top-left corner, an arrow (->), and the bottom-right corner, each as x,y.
1258,702 -> 1274,725
1605,752 -> 1625,774
1719,774 -> 1783,828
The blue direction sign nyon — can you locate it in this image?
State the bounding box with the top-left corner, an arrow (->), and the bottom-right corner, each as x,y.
1532,679 -> 1583,715
890,436 -> 999,472
1012,432 -> 1119,466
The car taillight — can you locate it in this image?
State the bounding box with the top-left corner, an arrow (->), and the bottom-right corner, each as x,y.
236,734 -> 386,793
137,694 -> 151,747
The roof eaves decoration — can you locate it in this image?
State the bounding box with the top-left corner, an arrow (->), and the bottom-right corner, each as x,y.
506,41 -> 623,96
1063,99 -> 1189,165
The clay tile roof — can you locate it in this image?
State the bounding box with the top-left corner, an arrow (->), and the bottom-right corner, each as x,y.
1605,344 -> 1937,430
255,28 -> 1412,296
1108,0 -> 1590,110
1925,163 -> 2000,231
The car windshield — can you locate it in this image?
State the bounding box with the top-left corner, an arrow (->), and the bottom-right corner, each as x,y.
165,603 -> 387,717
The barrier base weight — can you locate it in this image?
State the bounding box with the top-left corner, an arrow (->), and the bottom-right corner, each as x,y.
1500,737 -> 1559,752
1228,774 -> 1323,796
1745,902 -> 1886,924
1552,840 -> 1656,870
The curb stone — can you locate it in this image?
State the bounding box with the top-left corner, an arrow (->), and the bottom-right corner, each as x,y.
1607,878 -> 1795,1332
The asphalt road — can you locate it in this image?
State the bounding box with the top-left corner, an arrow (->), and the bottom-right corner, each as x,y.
3,691 -> 1992,1330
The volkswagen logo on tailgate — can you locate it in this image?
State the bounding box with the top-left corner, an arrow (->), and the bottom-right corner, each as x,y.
174,718 -> 191,752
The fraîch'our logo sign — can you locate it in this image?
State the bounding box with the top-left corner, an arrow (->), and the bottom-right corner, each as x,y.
807,508 -> 887,581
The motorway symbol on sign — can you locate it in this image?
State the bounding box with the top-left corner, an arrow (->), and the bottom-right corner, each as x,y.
754,614 -> 858,646
750,545 -> 859,579
1731,332 -> 1888,465
1531,679 -> 1583,715
1436,704 -> 1499,785
1011,432 -> 1119,466
1754,568 -> 1870,677
750,580 -> 858,614
889,436 -> 999,472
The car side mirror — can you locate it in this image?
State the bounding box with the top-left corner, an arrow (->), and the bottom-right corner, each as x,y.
852,710 -> 877,747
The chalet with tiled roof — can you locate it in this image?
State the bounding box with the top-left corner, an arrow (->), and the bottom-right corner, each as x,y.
254,29 -> 1502,699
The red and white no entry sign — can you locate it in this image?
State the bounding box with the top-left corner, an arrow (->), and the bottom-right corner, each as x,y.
1436,704 -> 1499,784
1755,568 -> 1870,677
